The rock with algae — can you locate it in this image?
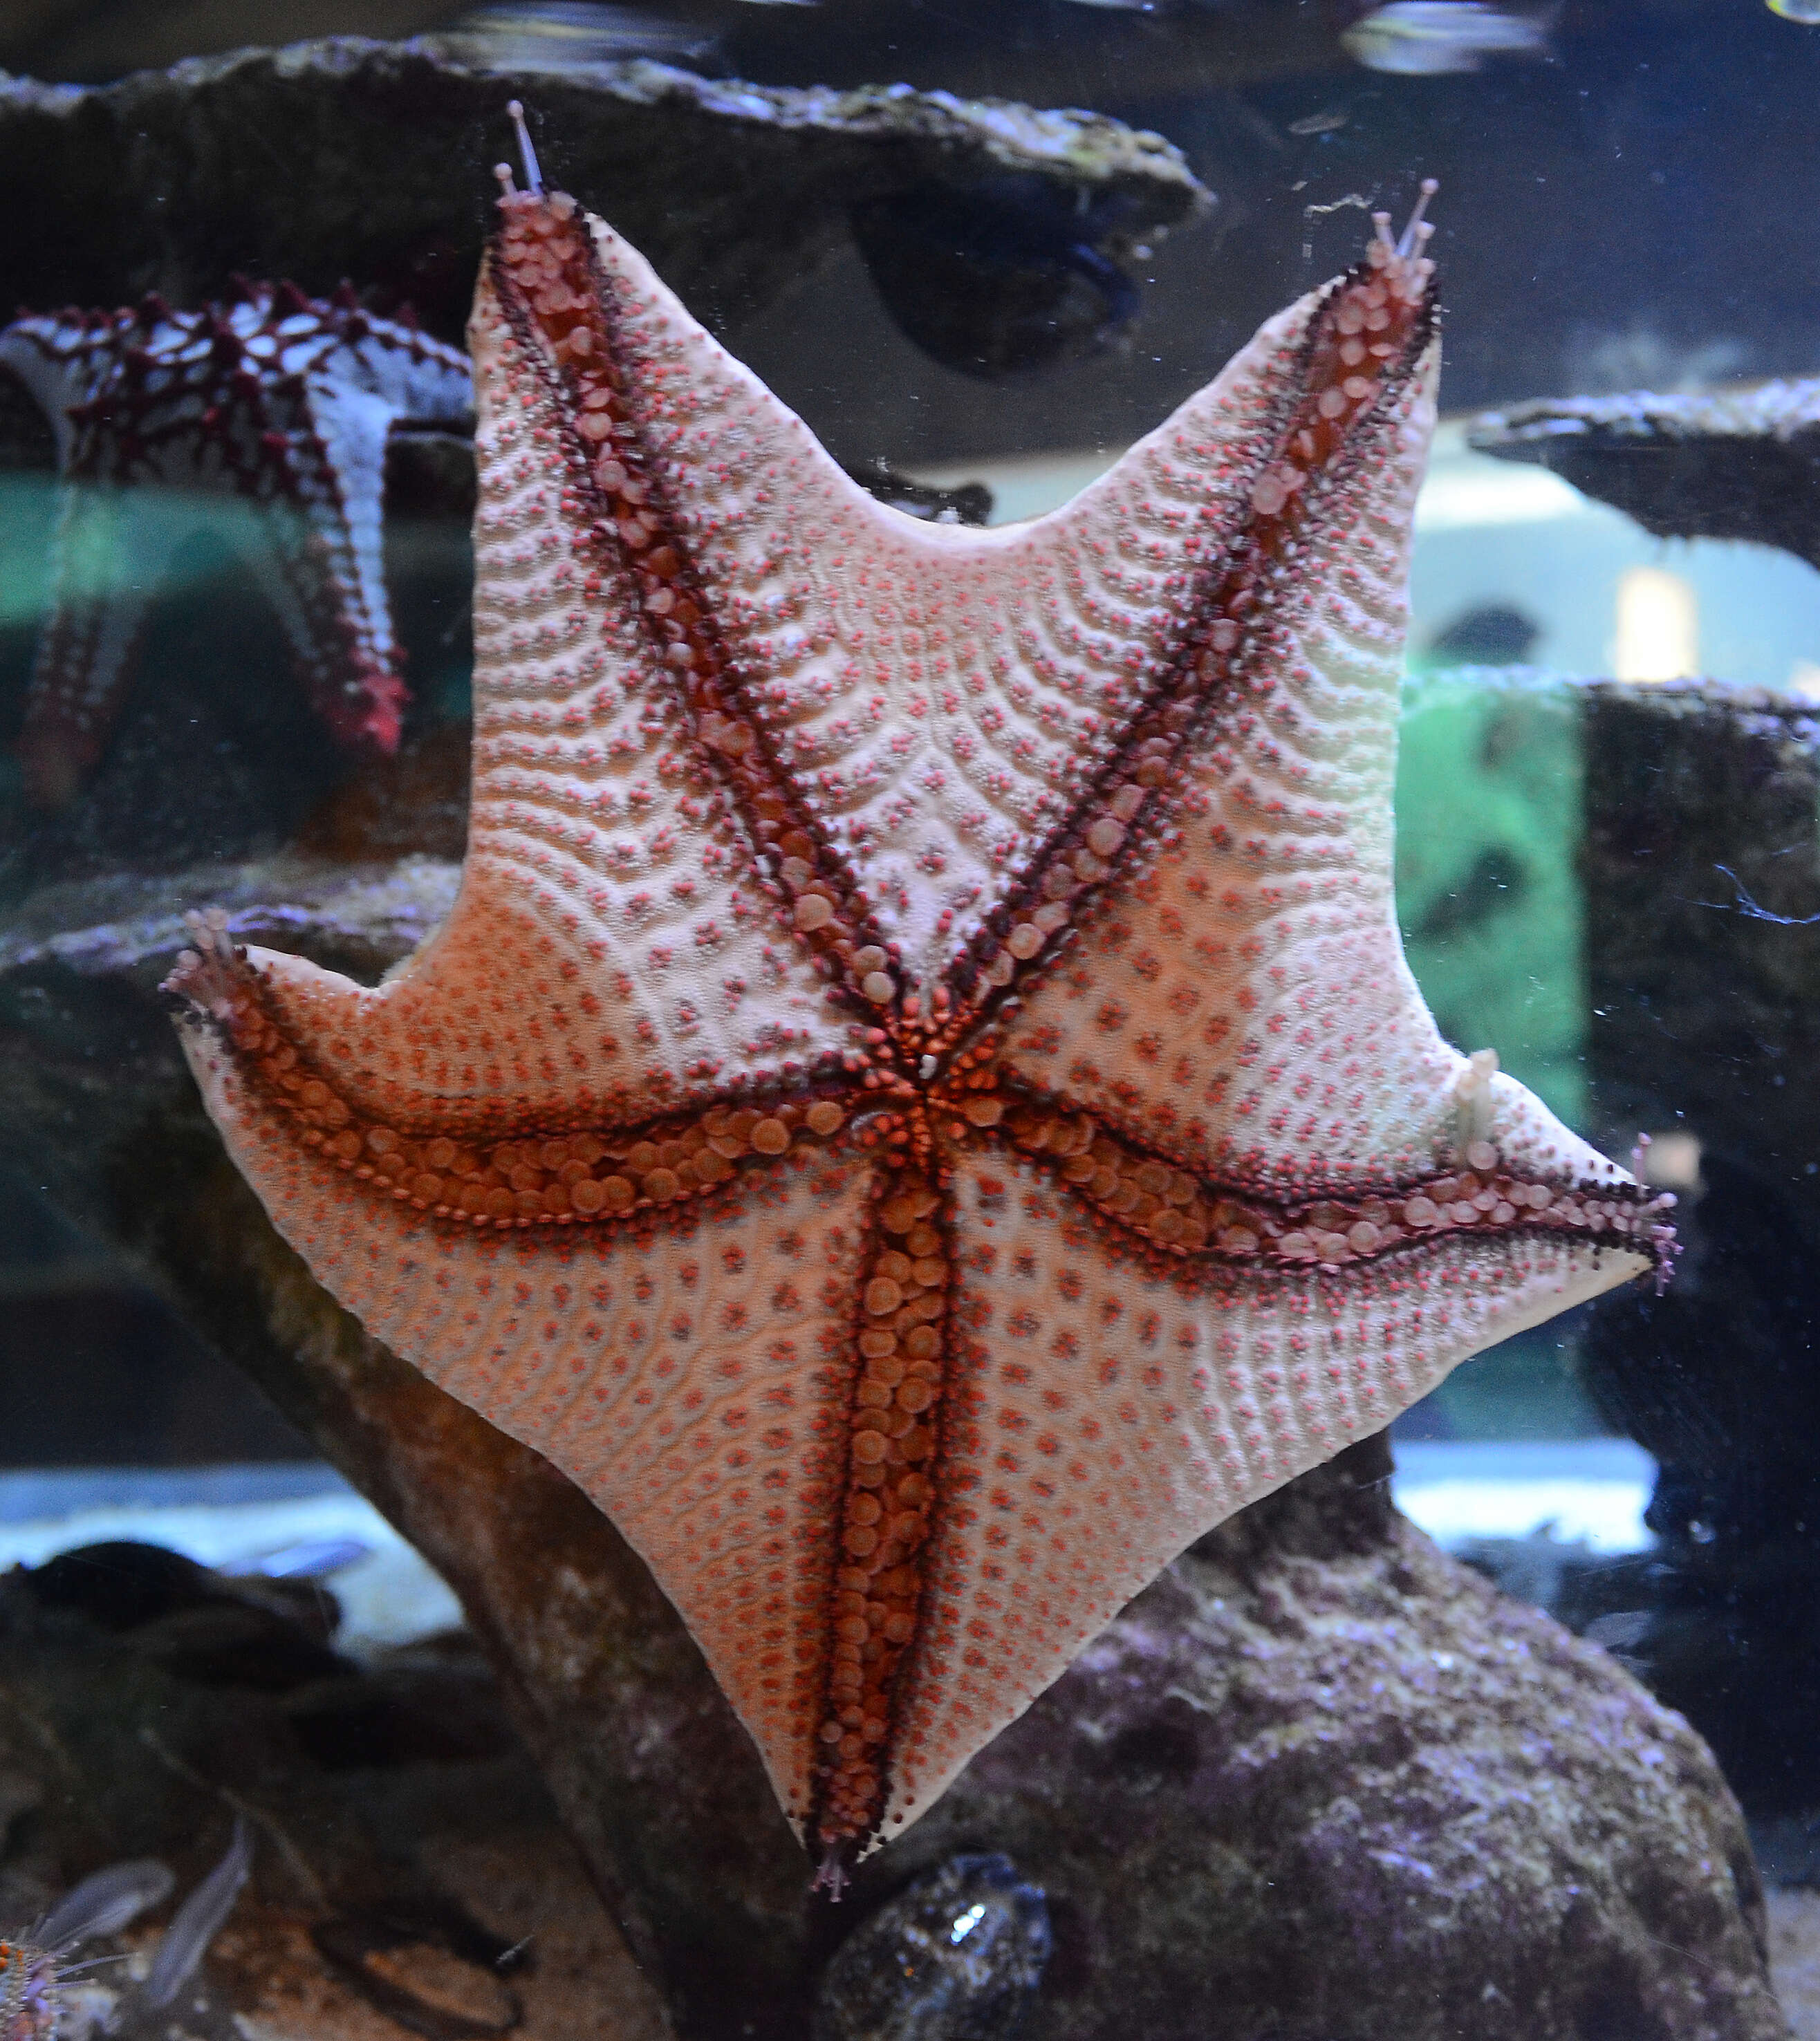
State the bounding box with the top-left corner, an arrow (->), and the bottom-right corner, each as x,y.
0,39 -> 1207,370
813,1852 -> 1050,2041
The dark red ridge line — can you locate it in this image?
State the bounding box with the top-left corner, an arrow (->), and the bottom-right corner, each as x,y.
257,1068 -> 851,1238
938,262 -> 1435,1050
805,1167 -> 910,1876
1042,1167 -> 1671,1297
995,1077 -> 1681,1216
1010,1124 -> 1675,1281
318,1071 -> 859,1150
487,213 -> 905,1032
805,1159 -> 956,1881
803,1182 -> 893,1875
217,993 -> 862,1236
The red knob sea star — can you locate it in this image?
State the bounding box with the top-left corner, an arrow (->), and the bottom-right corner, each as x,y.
165,141 -> 1672,1890
0,282 -> 472,806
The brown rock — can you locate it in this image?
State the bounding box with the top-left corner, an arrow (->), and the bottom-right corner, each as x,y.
0,1547 -> 671,2041
1577,682 -> 1820,1821
893,1445 -> 1783,2040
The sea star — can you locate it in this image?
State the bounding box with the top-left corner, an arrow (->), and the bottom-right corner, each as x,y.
165,138 -> 1673,1887
0,283 -> 473,807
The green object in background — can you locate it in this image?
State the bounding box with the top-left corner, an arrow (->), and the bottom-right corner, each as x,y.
1394,667 -> 1587,1133
1393,668 -> 1601,1438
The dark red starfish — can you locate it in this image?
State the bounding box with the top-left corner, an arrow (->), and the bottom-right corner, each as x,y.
0,282 -> 472,806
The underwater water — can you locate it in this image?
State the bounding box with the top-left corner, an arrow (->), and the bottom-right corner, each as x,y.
2,3 -> 1820,2038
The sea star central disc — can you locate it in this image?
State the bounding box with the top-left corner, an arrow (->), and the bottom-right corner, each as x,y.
167,167 -> 1671,1882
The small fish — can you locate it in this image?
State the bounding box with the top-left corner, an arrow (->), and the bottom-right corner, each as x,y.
36,1861 -> 174,1953
1289,109 -> 1351,136
1767,0 -> 1820,21
142,1820 -> 252,2010
1583,1610 -> 1653,1652
2,1858 -> 175,2041
438,3 -> 721,64
1342,1 -> 1548,74
219,1536 -> 371,1581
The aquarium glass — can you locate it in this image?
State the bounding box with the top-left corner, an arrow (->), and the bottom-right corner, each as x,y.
2,3 -> 1819,2035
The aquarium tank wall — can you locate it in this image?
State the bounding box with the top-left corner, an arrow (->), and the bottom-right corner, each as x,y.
0,3 -> 1818,2037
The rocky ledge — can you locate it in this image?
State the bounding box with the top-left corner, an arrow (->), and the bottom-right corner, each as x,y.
0,39 -> 1207,373
1470,381 -> 1820,571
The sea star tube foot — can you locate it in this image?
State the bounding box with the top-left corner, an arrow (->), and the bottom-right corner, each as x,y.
167,160 -> 1672,1873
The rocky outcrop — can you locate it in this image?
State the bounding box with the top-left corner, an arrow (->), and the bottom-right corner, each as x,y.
1576,682 -> 1820,1825
0,40 -> 1206,372
1471,384 -> 1820,571
0,1276 -> 1783,2040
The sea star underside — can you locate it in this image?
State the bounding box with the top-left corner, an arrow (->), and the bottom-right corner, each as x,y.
166,168 -> 1673,1883
0,284 -> 473,808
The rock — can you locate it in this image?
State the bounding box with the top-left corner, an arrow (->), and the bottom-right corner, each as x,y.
1469,384 -> 1820,570
0,41 -> 1206,371
850,177 -> 1144,380
0,1545 -> 672,2041
871,1440 -> 1781,2041
0,1323 -> 1782,2040
813,1852 -> 1050,2040
1576,680 -> 1820,1823
311,1916 -> 524,2038
0,852 -> 461,1238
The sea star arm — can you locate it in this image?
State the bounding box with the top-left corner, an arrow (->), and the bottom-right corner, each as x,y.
232,252 -> 855,1134
170,913 -> 881,1834
279,317 -> 476,752
990,332 -> 1480,1187
262,378 -> 413,754
14,482 -> 158,805
969,214 -> 1608,1202
0,292 -> 475,803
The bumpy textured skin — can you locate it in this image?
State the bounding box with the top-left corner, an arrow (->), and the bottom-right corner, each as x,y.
169,194 -> 1666,1872
0,287 -> 472,805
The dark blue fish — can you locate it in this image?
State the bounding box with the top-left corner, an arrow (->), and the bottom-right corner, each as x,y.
851,175 -> 1148,379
